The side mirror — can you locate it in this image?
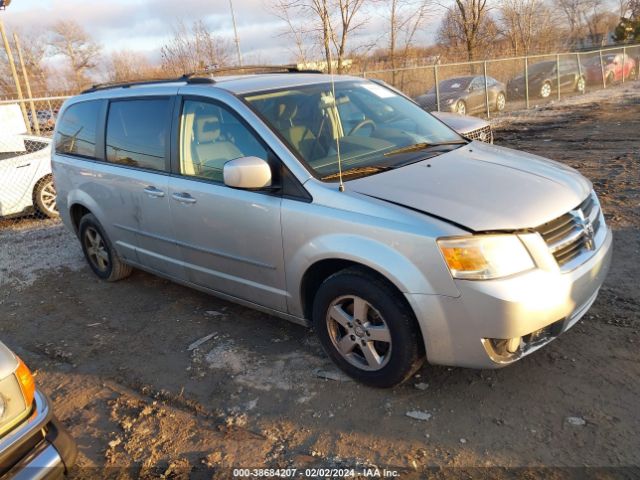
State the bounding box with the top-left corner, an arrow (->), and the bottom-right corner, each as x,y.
223,156 -> 272,190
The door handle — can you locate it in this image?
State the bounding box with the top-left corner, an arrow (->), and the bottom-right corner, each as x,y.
171,192 -> 197,204
17,163 -> 31,169
143,186 -> 165,198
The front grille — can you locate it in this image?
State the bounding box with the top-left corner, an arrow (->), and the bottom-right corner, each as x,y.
465,125 -> 493,143
534,192 -> 602,268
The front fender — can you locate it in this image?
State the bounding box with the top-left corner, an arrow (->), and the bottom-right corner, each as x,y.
285,233 -> 460,318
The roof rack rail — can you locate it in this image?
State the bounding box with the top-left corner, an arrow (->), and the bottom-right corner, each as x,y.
80,65 -> 321,94
80,76 -> 199,94
184,64 -> 323,78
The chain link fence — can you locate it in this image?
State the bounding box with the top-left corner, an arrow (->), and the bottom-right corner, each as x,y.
0,43 -> 639,230
362,44 -> 640,119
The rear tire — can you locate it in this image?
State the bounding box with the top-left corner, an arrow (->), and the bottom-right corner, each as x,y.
79,213 -> 132,282
605,72 -> 614,87
33,175 -> 58,219
495,92 -> 506,111
312,267 -> 425,388
540,81 -> 552,98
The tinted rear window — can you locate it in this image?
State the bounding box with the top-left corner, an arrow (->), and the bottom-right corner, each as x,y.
55,100 -> 101,158
106,99 -> 171,171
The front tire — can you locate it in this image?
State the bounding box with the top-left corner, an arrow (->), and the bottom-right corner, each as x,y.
454,100 -> 466,115
312,268 -> 425,388
79,213 -> 132,282
33,175 -> 58,219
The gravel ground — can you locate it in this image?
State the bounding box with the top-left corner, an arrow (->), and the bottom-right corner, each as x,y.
0,82 -> 638,479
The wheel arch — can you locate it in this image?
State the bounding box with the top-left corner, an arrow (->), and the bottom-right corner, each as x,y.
69,203 -> 92,234
299,258 -> 428,361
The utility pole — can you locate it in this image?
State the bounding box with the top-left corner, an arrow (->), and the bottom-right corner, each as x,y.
14,32 -> 41,135
0,18 -> 31,133
229,0 -> 243,66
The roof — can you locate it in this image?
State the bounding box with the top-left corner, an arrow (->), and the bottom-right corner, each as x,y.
80,70 -> 365,97
211,73 -> 363,94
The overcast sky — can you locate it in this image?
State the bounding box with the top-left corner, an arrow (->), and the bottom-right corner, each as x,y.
1,0 -> 441,65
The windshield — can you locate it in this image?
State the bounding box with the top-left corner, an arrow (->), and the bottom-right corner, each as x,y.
243,81 -> 464,181
427,77 -> 472,94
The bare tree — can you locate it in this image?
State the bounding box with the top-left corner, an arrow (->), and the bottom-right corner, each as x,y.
384,0 -> 432,84
498,0 -> 560,55
268,0 -> 367,73
557,0 -> 607,45
333,0 -> 368,72
15,32 -> 49,95
108,50 -> 158,82
49,20 -> 101,90
270,0 -> 314,63
160,20 -> 231,75
437,0 -> 495,63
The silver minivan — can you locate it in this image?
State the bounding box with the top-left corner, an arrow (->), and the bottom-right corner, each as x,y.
52,71 -> 612,387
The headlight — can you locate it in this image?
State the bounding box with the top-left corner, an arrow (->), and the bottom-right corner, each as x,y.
0,357 -> 35,436
446,98 -> 454,104
438,235 -> 535,280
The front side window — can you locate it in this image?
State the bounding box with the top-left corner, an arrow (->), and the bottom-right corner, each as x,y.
55,100 -> 101,158
106,99 -> 171,171
244,81 -> 464,181
179,100 -> 268,183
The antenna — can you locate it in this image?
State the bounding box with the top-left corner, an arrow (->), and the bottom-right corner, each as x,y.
327,46 -> 345,192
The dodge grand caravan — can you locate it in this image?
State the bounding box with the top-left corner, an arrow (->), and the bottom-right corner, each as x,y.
52,69 -> 612,387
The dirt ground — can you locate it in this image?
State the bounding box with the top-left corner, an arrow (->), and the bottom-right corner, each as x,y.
0,83 -> 639,479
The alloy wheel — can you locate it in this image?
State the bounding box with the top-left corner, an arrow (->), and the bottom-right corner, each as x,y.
540,83 -> 551,98
84,227 -> 110,272
455,101 -> 466,115
496,93 -> 506,111
577,77 -> 586,92
325,295 -> 392,371
39,181 -> 57,216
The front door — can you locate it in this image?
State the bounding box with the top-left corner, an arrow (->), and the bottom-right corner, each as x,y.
168,97 -> 287,311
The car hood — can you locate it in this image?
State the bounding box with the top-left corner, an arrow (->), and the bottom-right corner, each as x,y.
349,141 -> 591,231
430,111 -> 489,135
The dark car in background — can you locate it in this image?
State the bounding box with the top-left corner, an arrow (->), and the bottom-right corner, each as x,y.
584,53 -> 637,85
507,59 -> 587,99
27,109 -> 57,133
415,76 -> 506,116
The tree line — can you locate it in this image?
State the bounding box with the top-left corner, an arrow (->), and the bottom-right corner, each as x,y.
1,0 -> 639,97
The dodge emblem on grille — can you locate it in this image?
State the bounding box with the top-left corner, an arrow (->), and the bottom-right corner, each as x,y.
573,209 -> 595,250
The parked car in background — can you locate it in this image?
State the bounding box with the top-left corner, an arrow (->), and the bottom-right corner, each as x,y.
53,71 -> 611,387
0,135 -> 57,218
431,111 -> 493,143
584,53 -> 637,85
27,109 -> 57,133
415,76 -> 507,115
508,59 -> 587,99
0,341 -> 77,477
368,79 -> 494,143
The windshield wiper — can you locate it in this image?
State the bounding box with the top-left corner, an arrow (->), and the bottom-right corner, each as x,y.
321,165 -> 391,181
383,140 -> 467,157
